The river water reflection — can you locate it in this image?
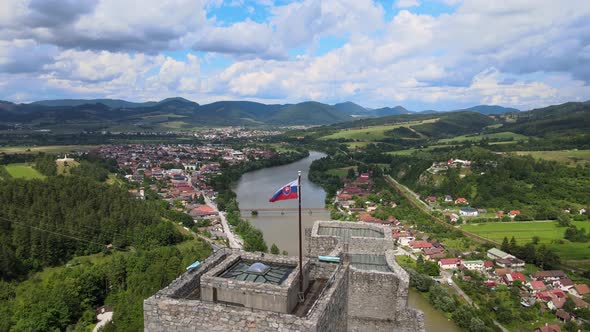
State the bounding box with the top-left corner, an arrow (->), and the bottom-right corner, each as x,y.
233,151 -> 460,331
233,151 -> 330,255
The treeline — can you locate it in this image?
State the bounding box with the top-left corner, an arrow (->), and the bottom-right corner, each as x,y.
0,176 -> 185,281
207,149 -> 308,252
389,147 -> 590,217
407,268 -> 500,332
501,236 -> 561,269
209,148 -> 309,211
0,241 -> 211,332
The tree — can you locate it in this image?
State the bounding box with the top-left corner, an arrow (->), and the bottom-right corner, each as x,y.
347,168 -> 356,179
558,214 -> 572,227
509,236 -> 517,252
501,237 -> 510,252
532,236 -> 540,245
563,296 -> 576,313
270,244 -> 280,255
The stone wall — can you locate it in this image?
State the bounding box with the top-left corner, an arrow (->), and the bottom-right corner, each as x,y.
308,264 -> 349,332
200,252 -> 310,313
307,221 -> 395,256
347,267 -> 400,321
144,260 -> 349,332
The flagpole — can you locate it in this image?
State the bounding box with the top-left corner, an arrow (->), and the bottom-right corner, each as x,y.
298,170 -> 304,303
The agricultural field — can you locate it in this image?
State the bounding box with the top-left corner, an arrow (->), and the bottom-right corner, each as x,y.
515,149 -> 590,166
4,163 -> 45,179
437,131 -> 528,144
460,221 -> 590,264
0,145 -> 98,154
320,118 -> 438,141
387,145 -> 452,156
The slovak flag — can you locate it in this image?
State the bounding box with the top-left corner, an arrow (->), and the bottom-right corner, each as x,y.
269,179 -> 299,202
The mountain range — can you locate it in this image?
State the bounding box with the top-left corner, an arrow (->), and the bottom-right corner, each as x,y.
0,97 -> 521,130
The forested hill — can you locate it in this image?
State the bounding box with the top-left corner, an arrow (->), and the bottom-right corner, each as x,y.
498,101 -> 590,136
0,176 -> 184,281
0,97 -> 527,130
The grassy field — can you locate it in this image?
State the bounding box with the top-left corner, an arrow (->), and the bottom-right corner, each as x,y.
387,145 -> 452,156
0,145 -> 98,154
320,118 -> 438,141
460,221 -> 590,263
437,131 -> 528,144
515,149 -> 590,166
326,167 -> 354,177
56,159 -> 80,175
4,163 -> 45,179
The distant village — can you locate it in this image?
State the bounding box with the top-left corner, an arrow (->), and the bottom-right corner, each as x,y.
98,144 -> 276,241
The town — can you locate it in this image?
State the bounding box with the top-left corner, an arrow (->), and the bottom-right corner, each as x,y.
328,162 -> 590,332
98,143 -> 278,247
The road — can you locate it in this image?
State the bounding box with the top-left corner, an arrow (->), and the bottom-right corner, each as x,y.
204,195 -> 243,249
385,175 -> 433,212
439,271 -> 509,332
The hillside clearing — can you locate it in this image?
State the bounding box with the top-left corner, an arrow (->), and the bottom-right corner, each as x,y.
5,163 -> 45,179
320,118 -> 439,141
437,131 -> 528,144
515,150 -> 590,166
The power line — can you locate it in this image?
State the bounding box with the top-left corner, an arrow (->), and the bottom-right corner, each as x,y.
0,215 -> 129,252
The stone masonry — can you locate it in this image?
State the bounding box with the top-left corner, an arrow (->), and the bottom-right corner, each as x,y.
144,221 -> 425,332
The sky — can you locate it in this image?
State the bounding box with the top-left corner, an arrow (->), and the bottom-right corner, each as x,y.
0,0 -> 589,111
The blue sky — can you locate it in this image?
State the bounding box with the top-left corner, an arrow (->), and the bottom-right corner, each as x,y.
0,0 -> 589,111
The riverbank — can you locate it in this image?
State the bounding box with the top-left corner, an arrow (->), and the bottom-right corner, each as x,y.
233,151 -> 330,255
209,148 -> 310,252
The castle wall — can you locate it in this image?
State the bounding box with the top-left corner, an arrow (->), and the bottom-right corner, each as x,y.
199,252 -> 309,313
144,261 -> 349,332
347,267 -> 400,321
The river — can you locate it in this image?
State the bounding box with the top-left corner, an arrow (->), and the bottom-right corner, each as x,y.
234,151 -> 331,255
233,151 -> 461,332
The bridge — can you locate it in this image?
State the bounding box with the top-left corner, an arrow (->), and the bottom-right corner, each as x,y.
240,208 -> 327,214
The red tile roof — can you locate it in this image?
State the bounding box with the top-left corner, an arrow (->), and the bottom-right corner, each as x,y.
409,241 -> 433,249
574,284 -> 590,295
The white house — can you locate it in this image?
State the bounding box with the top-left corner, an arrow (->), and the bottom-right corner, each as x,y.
462,260 -> 485,272
439,258 -> 462,270
459,207 -> 479,217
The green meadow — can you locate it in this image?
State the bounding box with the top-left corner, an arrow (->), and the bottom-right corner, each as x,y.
4,163 -> 45,179
437,131 -> 528,144
460,221 -> 590,263
515,149 -> 590,166
320,118 -> 438,141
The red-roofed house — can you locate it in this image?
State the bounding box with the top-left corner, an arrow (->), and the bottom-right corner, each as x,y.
534,324 -> 561,332
425,196 -> 437,203
483,261 -> 494,270
455,197 -> 468,205
409,241 -> 433,252
528,280 -> 547,293
509,210 -> 521,217
439,258 -> 462,270
570,284 -> 590,298
503,272 -> 526,285
189,204 -> 218,218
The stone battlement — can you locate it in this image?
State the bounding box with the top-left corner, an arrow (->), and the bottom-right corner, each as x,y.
144,221 -> 424,332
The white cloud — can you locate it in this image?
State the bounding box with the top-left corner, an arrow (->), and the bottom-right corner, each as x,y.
0,0 -> 589,110
395,0 -> 420,8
